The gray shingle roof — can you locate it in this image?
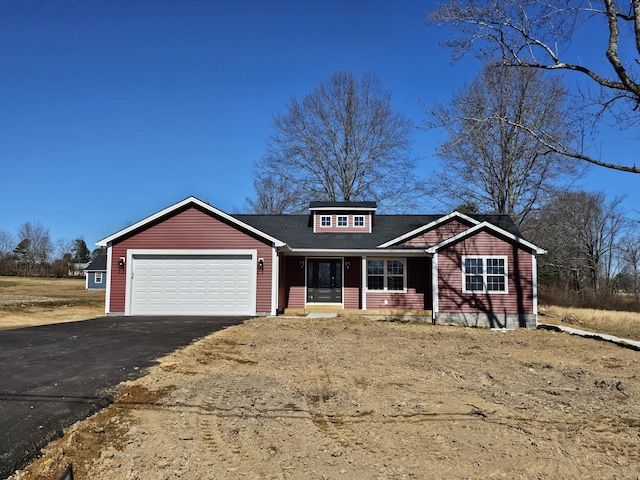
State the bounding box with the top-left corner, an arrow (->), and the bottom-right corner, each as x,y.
308,201 -> 378,209
234,213 -> 522,250
85,254 -> 107,271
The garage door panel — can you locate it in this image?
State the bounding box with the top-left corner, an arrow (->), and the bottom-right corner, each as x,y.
129,254 -> 255,315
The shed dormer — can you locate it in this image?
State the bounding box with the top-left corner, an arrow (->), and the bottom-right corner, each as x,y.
309,201 -> 377,233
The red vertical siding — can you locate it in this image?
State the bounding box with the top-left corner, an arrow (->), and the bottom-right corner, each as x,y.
437,230 -> 534,315
401,219 -> 470,247
108,206 -> 274,313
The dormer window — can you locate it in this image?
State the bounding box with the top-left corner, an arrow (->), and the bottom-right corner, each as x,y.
310,201 -> 377,233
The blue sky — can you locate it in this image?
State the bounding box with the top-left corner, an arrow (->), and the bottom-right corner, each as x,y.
1,0 -> 637,251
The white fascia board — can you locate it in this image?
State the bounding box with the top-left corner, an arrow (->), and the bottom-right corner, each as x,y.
377,211 -> 479,248
97,196 -> 286,248
285,248 -> 431,257
425,221 -> 546,255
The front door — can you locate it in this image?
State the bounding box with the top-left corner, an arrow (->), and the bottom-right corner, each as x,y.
307,259 -> 342,303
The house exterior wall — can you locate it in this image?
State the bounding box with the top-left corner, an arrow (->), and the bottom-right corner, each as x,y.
86,271 -> 106,289
435,230 -> 536,328
107,206 -> 274,314
343,256 -> 361,309
365,257 -> 430,310
313,213 -> 371,233
278,253 -> 287,311
283,256 -> 306,309
401,219 -> 470,247
281,256 -> 361,309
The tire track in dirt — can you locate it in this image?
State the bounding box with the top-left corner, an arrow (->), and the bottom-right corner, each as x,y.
306,351 -> 370,451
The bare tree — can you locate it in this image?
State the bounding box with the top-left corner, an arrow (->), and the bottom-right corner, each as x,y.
425,63 -> 581,225
524,190 -> 625,296
244,174 -> 300,214
0,230 -> 14,254
248,71 -> 421,213
620,234 -> 640,301
0,230 -> 15,275
429,0 -> 640,173
15,222 -> 52,276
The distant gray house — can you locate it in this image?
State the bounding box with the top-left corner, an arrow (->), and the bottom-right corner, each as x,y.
84,254 -> 107,289
68,262 -> 90,277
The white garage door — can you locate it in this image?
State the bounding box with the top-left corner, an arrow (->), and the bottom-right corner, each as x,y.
129,254 -> 255,315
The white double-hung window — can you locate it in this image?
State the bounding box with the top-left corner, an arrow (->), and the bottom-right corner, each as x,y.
463,256 -> 507,293
367,259 -> 406,292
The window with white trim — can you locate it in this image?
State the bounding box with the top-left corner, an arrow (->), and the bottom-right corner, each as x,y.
463,256 -> 507,293
354,215 -> 365,227
337,215 -> 348,227
95,272 -> 103,284
321,215 -> 332,227
367,259 -> 405,291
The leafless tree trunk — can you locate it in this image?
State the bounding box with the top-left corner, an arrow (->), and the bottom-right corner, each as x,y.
429,0 -> 640,173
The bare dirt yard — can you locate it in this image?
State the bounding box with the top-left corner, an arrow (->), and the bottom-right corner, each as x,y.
8,315 -> 640,480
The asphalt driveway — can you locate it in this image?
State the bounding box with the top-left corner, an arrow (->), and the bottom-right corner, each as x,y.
0,315 -> 248,479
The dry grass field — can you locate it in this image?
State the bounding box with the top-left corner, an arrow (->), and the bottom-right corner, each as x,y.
0,276 -> 105,330
540,304 -> 640,341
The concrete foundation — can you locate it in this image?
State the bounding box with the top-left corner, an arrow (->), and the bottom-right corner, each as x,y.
434,312 -> 537,329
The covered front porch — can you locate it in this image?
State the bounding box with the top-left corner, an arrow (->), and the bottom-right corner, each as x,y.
277,254 -> 432,313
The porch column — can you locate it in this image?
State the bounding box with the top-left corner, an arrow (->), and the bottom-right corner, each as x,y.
271,248 -> 279,316
431,252 -> 438,324
532,254 -> 538,319
361,255 -> 367,310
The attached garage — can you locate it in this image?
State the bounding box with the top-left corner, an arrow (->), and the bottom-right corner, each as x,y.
126,251 -> 256,316
98,197 -> 283,317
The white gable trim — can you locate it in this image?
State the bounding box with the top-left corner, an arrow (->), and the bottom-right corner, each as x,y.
377,211 -> 479,248
97,196 -> 286,248
425,221 -> 546,255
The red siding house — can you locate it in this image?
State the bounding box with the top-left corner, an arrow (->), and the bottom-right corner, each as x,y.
97,196 -> 545,328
